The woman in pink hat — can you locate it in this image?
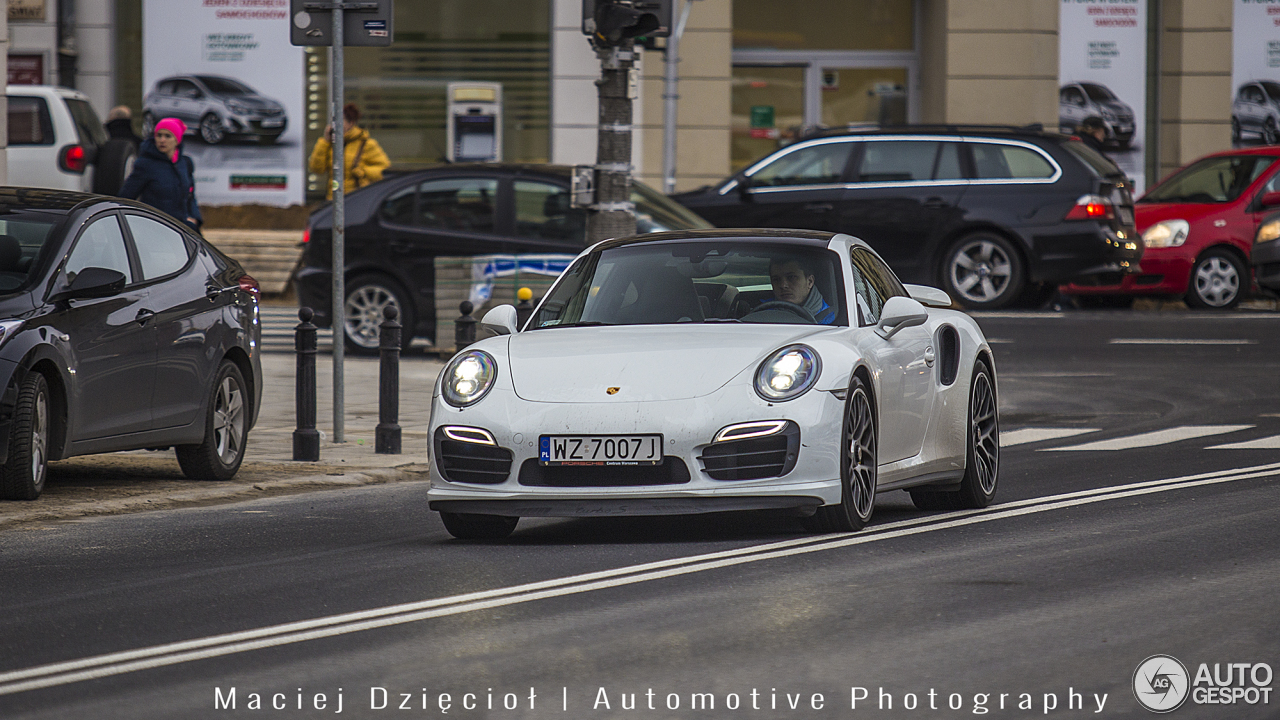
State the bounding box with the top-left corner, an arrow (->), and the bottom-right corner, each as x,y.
118,117 -> 203,231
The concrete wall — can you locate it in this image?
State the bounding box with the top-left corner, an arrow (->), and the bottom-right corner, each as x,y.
931,0 -> 1060,129
9,0 -> 59,86
637,0 -> 732,192
1158,0 -> 1231,183
75,0 -> 116,117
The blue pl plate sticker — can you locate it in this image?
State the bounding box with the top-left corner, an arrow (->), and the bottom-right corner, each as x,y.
539,436 -> 550,462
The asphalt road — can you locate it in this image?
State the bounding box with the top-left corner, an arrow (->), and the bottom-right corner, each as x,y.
1,311 -> 1278,719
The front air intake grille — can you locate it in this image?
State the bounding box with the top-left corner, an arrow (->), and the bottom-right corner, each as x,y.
518,458 -> 691,487
434,431 -> 513,485
699,422 -> 800,481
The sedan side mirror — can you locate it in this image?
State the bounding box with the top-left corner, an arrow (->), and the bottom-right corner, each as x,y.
876,296 -> 929,339
1260,191 -> 1280,210
53,267 -> 127,302
481,304 -> 519,335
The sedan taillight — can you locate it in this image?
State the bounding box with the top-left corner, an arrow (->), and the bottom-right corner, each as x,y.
1064,194 -> 1115,221
58,145 -> 88,174
238,275 -> 261,294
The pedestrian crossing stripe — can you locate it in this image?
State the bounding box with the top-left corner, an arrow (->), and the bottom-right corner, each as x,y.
1207,435 -> 1280,450
1001,427 -> 1100,447
1042,425 -> 1254,451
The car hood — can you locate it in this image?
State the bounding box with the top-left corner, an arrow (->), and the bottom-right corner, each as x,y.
506,324 -> 830,403
1135,201 -> 1237,231
226,95 -> 281,110
1100,100 -> 1132,115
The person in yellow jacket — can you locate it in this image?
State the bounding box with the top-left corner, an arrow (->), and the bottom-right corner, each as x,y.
309,103 -> 391,199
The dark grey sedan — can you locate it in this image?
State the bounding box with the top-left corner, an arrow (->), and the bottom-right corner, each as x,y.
0,187 -> 262,500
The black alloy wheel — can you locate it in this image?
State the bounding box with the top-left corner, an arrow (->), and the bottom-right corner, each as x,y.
912,360 -> 1000,511
440,512 -> 519,541
1,373 -> 51,500
941,232 -> 1026,310
803,375 -> 876,533
177,361 -> 248,481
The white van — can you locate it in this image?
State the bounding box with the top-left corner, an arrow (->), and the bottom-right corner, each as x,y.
6,85 -> 108,191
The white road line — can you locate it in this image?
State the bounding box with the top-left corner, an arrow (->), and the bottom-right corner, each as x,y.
1108,338 -> 1257,345
1001,428 -> 1100,447
1208,435 -> 1280,450
1046,425 -> 1254,451
3,461 -> 1279,697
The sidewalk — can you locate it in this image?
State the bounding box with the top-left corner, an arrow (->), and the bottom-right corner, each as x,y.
0,350 -> 447,529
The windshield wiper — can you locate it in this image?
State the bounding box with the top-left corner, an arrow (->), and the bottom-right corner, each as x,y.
703,317 -> 742,323
540,320 -> 616,329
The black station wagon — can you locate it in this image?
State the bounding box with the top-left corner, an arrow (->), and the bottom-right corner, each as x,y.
674,125 -> 1144,309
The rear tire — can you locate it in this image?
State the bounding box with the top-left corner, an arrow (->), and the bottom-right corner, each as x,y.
177,361 -> 248,481
343,274 -> 414,355
93,138 -> 138,196
1,373 -> 50,501
1184,249 -> 1245,310
941,232 -> 1025,310
199,113 -> 225,145
911,360 -> 1000,511
440,512 -> 518,540
803,375 -> 876,533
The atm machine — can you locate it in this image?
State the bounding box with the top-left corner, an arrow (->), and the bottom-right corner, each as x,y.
446,82 -> 503,163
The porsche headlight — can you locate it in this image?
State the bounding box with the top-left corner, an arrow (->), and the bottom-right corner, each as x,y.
754,345 -> 821,402
1142,219 -> 1189,248
442,350 -> 497,407
1258,218 -> 1280,245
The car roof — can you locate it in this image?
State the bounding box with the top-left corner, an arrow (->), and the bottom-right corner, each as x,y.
388,163 -> 574,179
0,187 -> 196,217
592,228 -> 838,252
799,123 -> 1058,142
1196,145 -> 1280,159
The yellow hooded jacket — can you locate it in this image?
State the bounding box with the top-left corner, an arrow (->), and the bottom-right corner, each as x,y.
309,126 -> 391,199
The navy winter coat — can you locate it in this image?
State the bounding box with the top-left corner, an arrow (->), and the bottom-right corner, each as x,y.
118,138 -> 203,231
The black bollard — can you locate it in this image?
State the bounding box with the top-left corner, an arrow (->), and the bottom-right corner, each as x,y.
293,307 -> 320,461
376,305 -> 402,454
515,287 -> 534,331
455,300 -> 477,352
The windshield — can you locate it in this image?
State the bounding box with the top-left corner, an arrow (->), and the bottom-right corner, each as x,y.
66,99 -> 108,148
1140,155 -> 1276,204
1082,84 -> 1116,102
1263,82 -> 1280,102
0,212 -> 62,294
632,182 -> 713,232
197,77 -> 253,95
532,241 -> 846,329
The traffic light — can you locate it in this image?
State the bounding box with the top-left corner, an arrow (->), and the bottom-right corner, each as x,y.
583,0 -> 672,47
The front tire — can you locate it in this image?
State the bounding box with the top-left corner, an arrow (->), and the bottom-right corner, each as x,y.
177,361 -> 248,481
1185,249 -> 1245,310
911,360 -> 1000,510
440,512 -> 518,540
941,232 -> 1025,310
344,274 -> 413,355
199,113 -> 226,145
803,375 -> 876,533
1,373 -> 50,500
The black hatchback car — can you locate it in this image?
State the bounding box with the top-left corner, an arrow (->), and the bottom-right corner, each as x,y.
296,164 -> 711,352
0,188 -> 262,500
674,125 -> 1143,309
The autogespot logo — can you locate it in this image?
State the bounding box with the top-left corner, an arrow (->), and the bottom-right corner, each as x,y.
1134,655 -> 1190,713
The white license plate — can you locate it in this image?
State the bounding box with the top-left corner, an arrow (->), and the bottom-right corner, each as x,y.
1118,207 -> 1134,226
539,434 -> 663,466
260,119 -> 284,127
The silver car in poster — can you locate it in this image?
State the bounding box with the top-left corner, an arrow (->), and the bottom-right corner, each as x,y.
1231,81 -> 1280,145
1059,82 -> 1135,149
143,75 -> 287,145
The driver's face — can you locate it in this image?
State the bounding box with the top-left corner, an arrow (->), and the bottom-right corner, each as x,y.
770,261 -> 813,305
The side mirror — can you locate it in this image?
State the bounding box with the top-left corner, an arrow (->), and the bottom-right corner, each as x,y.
53,267 -> 127,302
876,296 -> 929,339
736,175 -> 753,201
1260,191 -> 1280,210
904,284 -> 954,309
480,304 -> 518,335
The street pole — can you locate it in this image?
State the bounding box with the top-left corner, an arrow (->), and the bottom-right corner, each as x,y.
330,7 -> 346,443
662,0 -> 695,195
586,41 -> 638,244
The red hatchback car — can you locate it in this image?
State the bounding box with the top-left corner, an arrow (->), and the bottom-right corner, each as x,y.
1063,146 -> 1280,309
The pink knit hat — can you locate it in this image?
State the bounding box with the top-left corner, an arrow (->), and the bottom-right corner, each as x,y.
155,118 -> 187,142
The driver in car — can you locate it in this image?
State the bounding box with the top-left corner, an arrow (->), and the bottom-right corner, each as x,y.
768,257 -> 836,324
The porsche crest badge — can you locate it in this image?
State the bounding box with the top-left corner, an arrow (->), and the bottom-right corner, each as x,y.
606,387 -> 621,395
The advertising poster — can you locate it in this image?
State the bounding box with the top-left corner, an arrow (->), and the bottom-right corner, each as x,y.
1231,0 -> 1280,147
1058,0 -> 1147,192
142,0 -> 304,206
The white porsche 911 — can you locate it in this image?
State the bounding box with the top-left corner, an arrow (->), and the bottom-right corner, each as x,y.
426,230 -> 999,540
